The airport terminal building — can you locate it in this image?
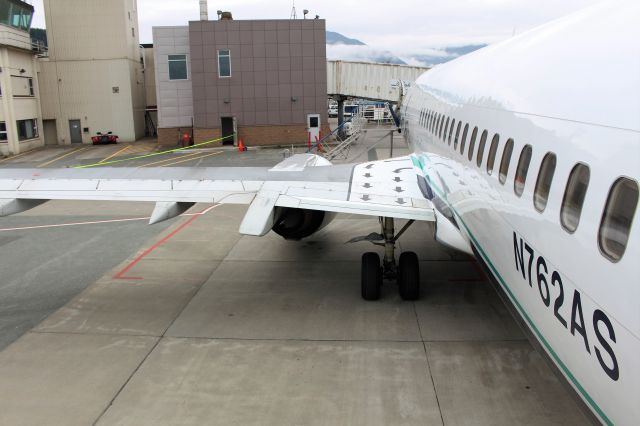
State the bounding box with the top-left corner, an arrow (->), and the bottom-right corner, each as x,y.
0,0 -> 44,156
154,16 -> 329,147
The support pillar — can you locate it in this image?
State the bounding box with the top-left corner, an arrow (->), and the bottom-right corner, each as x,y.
389,130 -> 394,158
337,96 -> 345,139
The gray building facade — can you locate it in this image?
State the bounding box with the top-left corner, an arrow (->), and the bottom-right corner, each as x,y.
154,17 -> 328,146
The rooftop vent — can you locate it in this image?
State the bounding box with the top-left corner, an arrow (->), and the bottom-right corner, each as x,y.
199,0 -> 208,21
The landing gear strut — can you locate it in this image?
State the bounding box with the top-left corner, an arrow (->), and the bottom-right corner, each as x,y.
359,217 -> 420,301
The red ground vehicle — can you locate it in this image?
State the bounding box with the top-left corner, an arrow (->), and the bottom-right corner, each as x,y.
91,132 -> 119,145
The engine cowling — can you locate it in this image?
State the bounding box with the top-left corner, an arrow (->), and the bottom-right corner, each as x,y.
271,207 -> 336,240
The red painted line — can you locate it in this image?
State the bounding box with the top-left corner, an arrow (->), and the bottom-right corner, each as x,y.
113,205 -> 219,280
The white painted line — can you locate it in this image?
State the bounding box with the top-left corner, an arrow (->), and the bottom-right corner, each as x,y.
0,217 -> 150,232
0,204 -> 218,232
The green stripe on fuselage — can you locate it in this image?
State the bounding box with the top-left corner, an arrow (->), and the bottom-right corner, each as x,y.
410,153 -> 612,426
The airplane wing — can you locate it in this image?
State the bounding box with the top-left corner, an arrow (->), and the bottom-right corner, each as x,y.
0,154 -> 433,236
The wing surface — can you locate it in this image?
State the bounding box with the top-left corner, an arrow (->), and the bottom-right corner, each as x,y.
0,154 -> 434,232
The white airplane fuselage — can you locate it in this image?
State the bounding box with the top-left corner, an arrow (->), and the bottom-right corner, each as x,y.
400,2 -> 639,424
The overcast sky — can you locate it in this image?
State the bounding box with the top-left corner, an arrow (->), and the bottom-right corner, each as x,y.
30,0 -> 601,51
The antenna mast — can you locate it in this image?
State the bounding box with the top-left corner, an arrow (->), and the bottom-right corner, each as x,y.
290,0 -> 297,19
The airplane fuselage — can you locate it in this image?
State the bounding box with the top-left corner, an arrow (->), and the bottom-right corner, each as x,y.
400,2 -> 639,424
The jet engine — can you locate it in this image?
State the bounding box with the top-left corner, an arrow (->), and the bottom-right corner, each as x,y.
271,207 -> 336,240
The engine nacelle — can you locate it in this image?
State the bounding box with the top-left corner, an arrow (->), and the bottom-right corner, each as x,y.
272,207 -> 336,240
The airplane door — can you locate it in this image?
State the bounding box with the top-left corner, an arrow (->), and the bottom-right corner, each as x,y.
307,113 -> 320,143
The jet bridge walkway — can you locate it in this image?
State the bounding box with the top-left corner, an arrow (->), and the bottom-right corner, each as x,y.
327,60 -> 430,103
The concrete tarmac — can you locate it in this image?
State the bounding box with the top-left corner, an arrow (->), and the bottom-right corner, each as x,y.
0,126 -> 591,425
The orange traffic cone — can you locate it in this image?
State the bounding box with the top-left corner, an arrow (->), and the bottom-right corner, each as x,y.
238,139 -> 246,152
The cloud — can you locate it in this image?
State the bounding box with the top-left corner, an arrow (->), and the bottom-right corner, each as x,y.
29,0 -> 601,48
327,44 -> 406,64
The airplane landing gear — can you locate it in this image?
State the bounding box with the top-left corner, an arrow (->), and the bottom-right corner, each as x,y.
361,252 -> 382,300
356,218 -> 420,301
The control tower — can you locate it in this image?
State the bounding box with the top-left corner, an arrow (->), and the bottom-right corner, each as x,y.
38,0 -> 145,144
0,0 -> 43,156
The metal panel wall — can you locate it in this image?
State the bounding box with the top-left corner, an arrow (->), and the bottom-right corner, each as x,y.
189,18 -> 327,128
153,26 -> 193,129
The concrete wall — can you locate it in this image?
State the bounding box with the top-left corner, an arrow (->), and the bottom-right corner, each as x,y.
142,46 -> 156,107
0,24 -> 31,51
39,0 -> 145,144
45,0 -> 140,63
0,45 -> 43,156
39,59 -> 143,144
190,19 -> 327,135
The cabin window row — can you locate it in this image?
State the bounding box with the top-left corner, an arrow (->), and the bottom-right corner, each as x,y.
417,107 -> 638,262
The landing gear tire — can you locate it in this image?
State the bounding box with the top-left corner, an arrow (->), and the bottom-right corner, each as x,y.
361,252 -> 382,301
398,251 -> 420,301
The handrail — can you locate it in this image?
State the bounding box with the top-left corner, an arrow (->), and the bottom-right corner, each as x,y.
307,118 -> 353,153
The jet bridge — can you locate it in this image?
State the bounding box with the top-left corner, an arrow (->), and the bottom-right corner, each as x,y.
327,60 -> 430,103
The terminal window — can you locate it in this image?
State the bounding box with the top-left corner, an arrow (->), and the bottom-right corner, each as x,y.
218,49 -> 231,78
168,54 -> 188,80
0,122 -> 6,141
16,118 -> 37,141
0,0 -> 33,31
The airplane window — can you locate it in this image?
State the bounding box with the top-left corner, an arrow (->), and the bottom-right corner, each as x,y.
561,163 -> 590,233
443,117 -> 450,141
435,115 -> 441,135
499,138 -> 514,184
454,121 -> 462,150
439,116 -> 445,139
460,124 -> 469,155
599,177 -> 638,262
514,145 -> 532,197
467,126 -> 478,161
448,119 -> 456,145
428,111 -> 432,129
534,152 -> 557,212
486,133 -> 500,175
476,130 -> 488,167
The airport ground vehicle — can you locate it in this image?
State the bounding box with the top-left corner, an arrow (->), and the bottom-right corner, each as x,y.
91,132 -> 118,145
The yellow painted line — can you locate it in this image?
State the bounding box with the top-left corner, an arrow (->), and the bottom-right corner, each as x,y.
74,134 -> 232,169
158,151 -> 223,167
138,151 -> 205,168
99,145 -> 130,163
0,149 -> 37,164
127,145 -> 153,154
38,147 -> 90,168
